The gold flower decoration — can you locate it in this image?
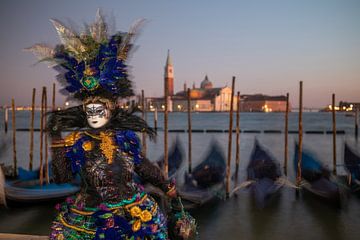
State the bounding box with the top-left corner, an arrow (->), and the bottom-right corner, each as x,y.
130,206 -> 142,217
82,141 -> 93,151
132,219 -> 141,232
140,210 -> 152,222
56,234 -> 64,240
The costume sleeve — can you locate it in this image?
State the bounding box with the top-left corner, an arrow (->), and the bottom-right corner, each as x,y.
114,130 -> 175,195
50,132 -> 81,183
134,157 -> 174,194
50,138 -> 73,183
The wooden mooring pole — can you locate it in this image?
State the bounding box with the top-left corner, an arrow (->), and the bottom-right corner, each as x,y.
29,88 -> 36,171
234,91 -> 241,183
187,88 -> 192,174
0,233 -> 48,239
296,81 -> 303,194
44,87 -> 49,184
226,76 -> 235,198
332,93 -> 337,175
164,75 -> 169,179
52,83 -> 56,111
39,87 -> 45,186
141,90 -> 147,157
154,108 -> 158,131
355,108 -> 358,140
11,99 -> 17,177
4,107 -> 8,133
284,93 -> 289,176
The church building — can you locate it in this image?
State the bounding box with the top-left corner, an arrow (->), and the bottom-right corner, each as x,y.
146,51 -> 237,112
146,51 -> 288,112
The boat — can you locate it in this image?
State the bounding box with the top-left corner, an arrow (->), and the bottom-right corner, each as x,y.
156,137 -> 184,178
16,164 -> 53,180
345,112 -> 355,117
0,167 -> 5,206
177,181 -> 225,209
142,138 -> 184,198
5,179 -> 79,204
1,160 -> 79,204
178,140 -> 226,209
0,128 -> 78,205
3,164 -> 79,204
2,161 -> 53,181
294,144 -> 341,204
246,140 -> 282,208
344,142 -> 360,191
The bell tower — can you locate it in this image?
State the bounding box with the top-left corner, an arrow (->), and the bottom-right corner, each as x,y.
164,50 -> 174,96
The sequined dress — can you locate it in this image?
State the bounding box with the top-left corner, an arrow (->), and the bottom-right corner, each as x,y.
49,130 -> 170,240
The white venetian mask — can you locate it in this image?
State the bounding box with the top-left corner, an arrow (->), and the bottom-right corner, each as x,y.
85,103 -> 110,129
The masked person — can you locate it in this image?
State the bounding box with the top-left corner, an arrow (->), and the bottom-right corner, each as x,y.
27,11 -> 177,240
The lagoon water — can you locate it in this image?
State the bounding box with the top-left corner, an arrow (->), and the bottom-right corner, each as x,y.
1,110 -> 360,239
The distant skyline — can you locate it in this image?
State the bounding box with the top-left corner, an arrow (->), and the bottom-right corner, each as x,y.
0,0 -> 359,108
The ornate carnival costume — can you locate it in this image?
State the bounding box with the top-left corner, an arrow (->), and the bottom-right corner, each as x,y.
27,11 -> 182,240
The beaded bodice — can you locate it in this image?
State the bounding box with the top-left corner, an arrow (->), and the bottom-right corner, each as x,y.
51,130 -> 167,207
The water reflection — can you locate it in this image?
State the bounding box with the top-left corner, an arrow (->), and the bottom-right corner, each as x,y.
301,191 -> 345,240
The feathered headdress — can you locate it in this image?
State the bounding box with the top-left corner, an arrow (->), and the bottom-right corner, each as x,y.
26,9 -> 144,102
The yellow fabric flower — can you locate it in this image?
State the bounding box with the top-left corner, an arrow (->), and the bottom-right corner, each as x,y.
82,141 -> 93,151
132,219 -> 141,232
140,210 -> 152,222
56,234 -> 64,240
130,206 -> 142,217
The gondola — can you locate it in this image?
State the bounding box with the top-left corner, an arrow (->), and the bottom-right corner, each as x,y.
294,144 -> 341,205
2,164 -> 79,204
142,138 -> 184,199
0,140 -> 78,205
344,142 -> 360,191
5,179 -> 80,204
178,141 -> 226,209
246,140 -> 282,208
157,137 -> 184,178
2,162 -> 52,181
17,163 -> 53,180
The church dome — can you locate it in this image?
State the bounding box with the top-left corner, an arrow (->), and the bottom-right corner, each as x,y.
200,75 -> 213,89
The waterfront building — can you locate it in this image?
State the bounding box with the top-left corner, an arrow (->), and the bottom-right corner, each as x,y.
170,75 -> 237,111
339,101 -> 360,111
240,94 -> 289,112
320,101 -> 360,112
146,51 -> 288,112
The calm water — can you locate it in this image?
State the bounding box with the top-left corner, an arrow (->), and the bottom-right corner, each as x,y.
1,110 -> 360,239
